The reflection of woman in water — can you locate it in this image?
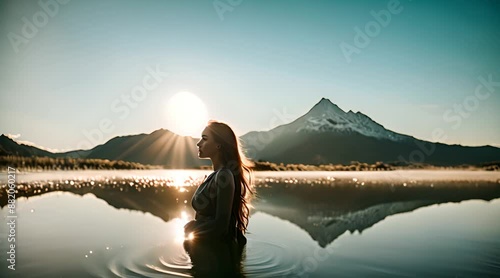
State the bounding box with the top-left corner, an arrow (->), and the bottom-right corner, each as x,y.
183,120 -> 254,275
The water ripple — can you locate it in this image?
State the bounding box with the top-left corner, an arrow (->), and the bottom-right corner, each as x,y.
96,238 -> 308,277
243,239 -> 303,277
105,245 -> 192,277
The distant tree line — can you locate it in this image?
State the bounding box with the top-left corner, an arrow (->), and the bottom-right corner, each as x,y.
1,155 -> 498,171
251,160 -> 499,171
252,160 -> 393,171
0,155 -> 161,170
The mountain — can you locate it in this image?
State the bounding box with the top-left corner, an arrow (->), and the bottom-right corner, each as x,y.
241,98 -> 500,166
0,134 -> 92,158
0,134 -> 56,157
85,129 -> 210,168
0,130 -> 210,168
2,98 -> 499,166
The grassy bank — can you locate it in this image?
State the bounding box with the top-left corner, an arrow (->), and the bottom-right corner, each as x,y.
1,155 -> 498,171
0,155 -> 162,171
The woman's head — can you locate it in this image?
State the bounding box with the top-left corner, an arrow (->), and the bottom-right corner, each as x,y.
196,120 -> 255,233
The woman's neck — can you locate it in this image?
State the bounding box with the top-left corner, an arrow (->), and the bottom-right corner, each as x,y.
211,155 -> 225,171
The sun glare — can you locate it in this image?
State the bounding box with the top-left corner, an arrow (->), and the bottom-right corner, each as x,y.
174,211 -> 193,243
166,92 -> 209,138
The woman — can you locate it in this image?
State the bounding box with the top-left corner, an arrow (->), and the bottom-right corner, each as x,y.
184,120 -> 254,246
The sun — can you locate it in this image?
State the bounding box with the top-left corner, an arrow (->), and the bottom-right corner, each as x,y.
165,92 -> 209,138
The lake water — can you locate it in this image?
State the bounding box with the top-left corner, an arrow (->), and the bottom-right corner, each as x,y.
1,170 -> 500,277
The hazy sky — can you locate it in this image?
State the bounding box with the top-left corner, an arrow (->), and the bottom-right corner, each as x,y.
1,0 -> 499,151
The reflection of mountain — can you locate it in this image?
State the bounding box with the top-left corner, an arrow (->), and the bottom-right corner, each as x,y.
253,182 -> 500,247
5,179 -> 500,248
55,186 -> 196,222
257,200 -> 435,247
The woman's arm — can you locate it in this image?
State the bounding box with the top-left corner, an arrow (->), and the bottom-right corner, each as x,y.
187,169 -> 235,238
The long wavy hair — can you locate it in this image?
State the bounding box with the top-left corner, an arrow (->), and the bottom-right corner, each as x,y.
206,120 -> 254,234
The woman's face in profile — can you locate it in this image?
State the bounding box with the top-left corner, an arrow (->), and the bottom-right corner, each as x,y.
196,127 -> 218,159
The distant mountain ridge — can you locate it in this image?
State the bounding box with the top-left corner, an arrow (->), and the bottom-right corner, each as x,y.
0,130 -> 210,168
0,134 -> 91,158
2,98 -> 499,167
85,129 -> 210,168
240,98 -> 500,166
0,134 -> 55,157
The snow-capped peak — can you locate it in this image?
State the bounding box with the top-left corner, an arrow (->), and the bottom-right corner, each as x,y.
296,98 -> 407,142
308,97 -> 346,118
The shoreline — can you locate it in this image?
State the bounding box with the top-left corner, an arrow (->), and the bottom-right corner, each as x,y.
2,169 -> 500,184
